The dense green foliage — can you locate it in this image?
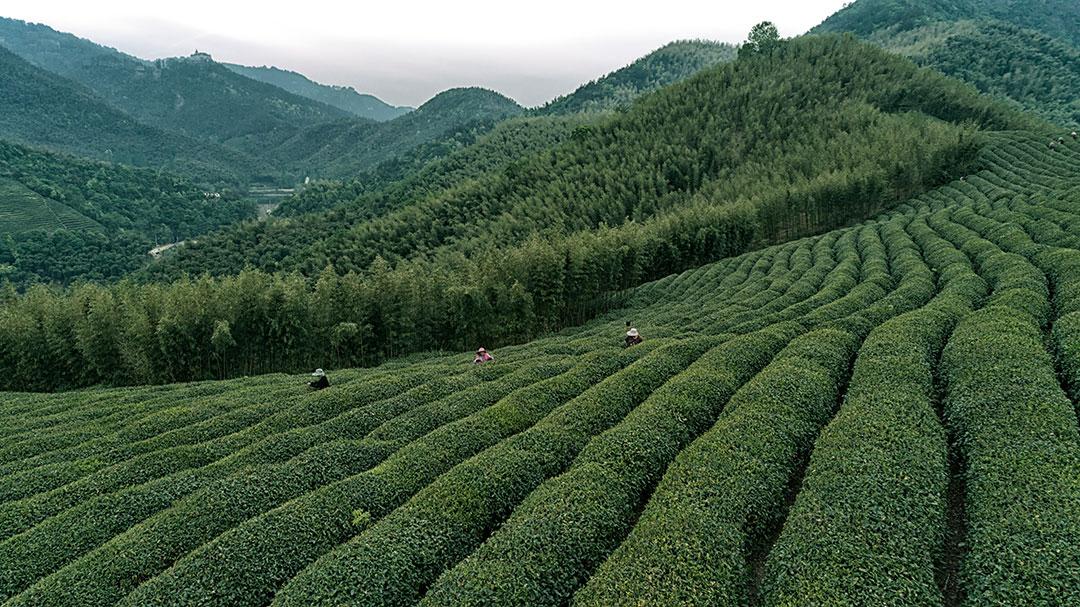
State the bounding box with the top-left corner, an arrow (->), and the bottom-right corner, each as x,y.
537,40 -> 735,115
815,1 -> 1080,127
244,114 -> 591,218
223,63 -> 411,121
271,40 -> 736,217
864,20 -> 1080,127
154,35 -> 1028,284
0,142 -> 252,240
814,0 -> 1080,48
739,21 -> 783,58
0,141 -> 255,287
1,131 -> 1078,606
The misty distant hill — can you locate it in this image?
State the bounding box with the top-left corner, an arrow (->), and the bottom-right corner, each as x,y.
224,63 -> 411,121
0,45 -> 260,183
0,17 -> 348,144
266,86 -> 525,179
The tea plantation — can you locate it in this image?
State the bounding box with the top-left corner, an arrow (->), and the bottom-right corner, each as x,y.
0,132 -> 1078,606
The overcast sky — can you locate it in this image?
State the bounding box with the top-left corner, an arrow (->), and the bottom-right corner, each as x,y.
3,0 -> 851,107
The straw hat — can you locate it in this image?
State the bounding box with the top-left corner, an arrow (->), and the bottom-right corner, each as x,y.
477,347 -> 486,354
627,328 -> 639,338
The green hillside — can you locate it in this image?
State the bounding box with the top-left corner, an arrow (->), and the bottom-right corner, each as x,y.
0,140 -> 255,287
267,87 -> 525,179
256,113 -> 593,218
538,40 -> 736,115
815,0 -> 1080,126
0,179 -> 102,235
814,0 -> 1080,47
271,40 -> 740,217
0,46 -> 259,183
0,131 -> 1077,607
223,63 -> 412,121
0,17 -> 530,185
880,21 -> 1080,127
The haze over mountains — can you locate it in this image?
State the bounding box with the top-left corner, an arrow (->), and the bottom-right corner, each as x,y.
223,64 -> 413,122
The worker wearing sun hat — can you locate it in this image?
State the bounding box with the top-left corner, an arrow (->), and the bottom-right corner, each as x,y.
473,347 -> 494,365
624,321 -> 643,347
308,368 -> 330,390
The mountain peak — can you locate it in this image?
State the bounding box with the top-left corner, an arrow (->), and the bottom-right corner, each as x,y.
415,87 -> 522,114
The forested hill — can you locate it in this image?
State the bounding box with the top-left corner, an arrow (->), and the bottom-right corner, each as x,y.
0,140 -> 255,287
223,63 -> 412,121
150,34 -> 1034,280
0,18 -> 349,146
266,87 -> 525,180
0,46 -> 258,183
814,0 -> 1080,47
269,41 -> 739,216
814,0 -> 1080,126
882,21 -> 1080,127
273,114 -> 594,218
538,40 -> 736,115
0,17 -> 531,186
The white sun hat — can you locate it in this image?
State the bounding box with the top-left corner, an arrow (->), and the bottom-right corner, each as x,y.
627,328 -> 639,337
312,368 -> 326,377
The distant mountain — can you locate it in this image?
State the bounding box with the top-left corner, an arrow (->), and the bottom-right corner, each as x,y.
538,40 -> 736,115
0,17 -> 348,145
223,63 -> 412,121
814,0 -> 1080,47
814,0 -> 1080,126
270,87 -> 525,179
0,46 -> 259,183
0,17 -> 527,183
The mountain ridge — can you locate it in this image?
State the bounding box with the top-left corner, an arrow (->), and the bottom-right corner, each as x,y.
223,63 -> 412,121
0,45 -> 262,184
0,17 -> 349,147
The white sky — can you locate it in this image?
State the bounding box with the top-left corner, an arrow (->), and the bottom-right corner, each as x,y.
2,0 -> 851,107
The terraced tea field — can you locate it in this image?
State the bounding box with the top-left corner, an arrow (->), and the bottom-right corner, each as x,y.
1,132 -> 1078,606
0,179 -> 102,235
